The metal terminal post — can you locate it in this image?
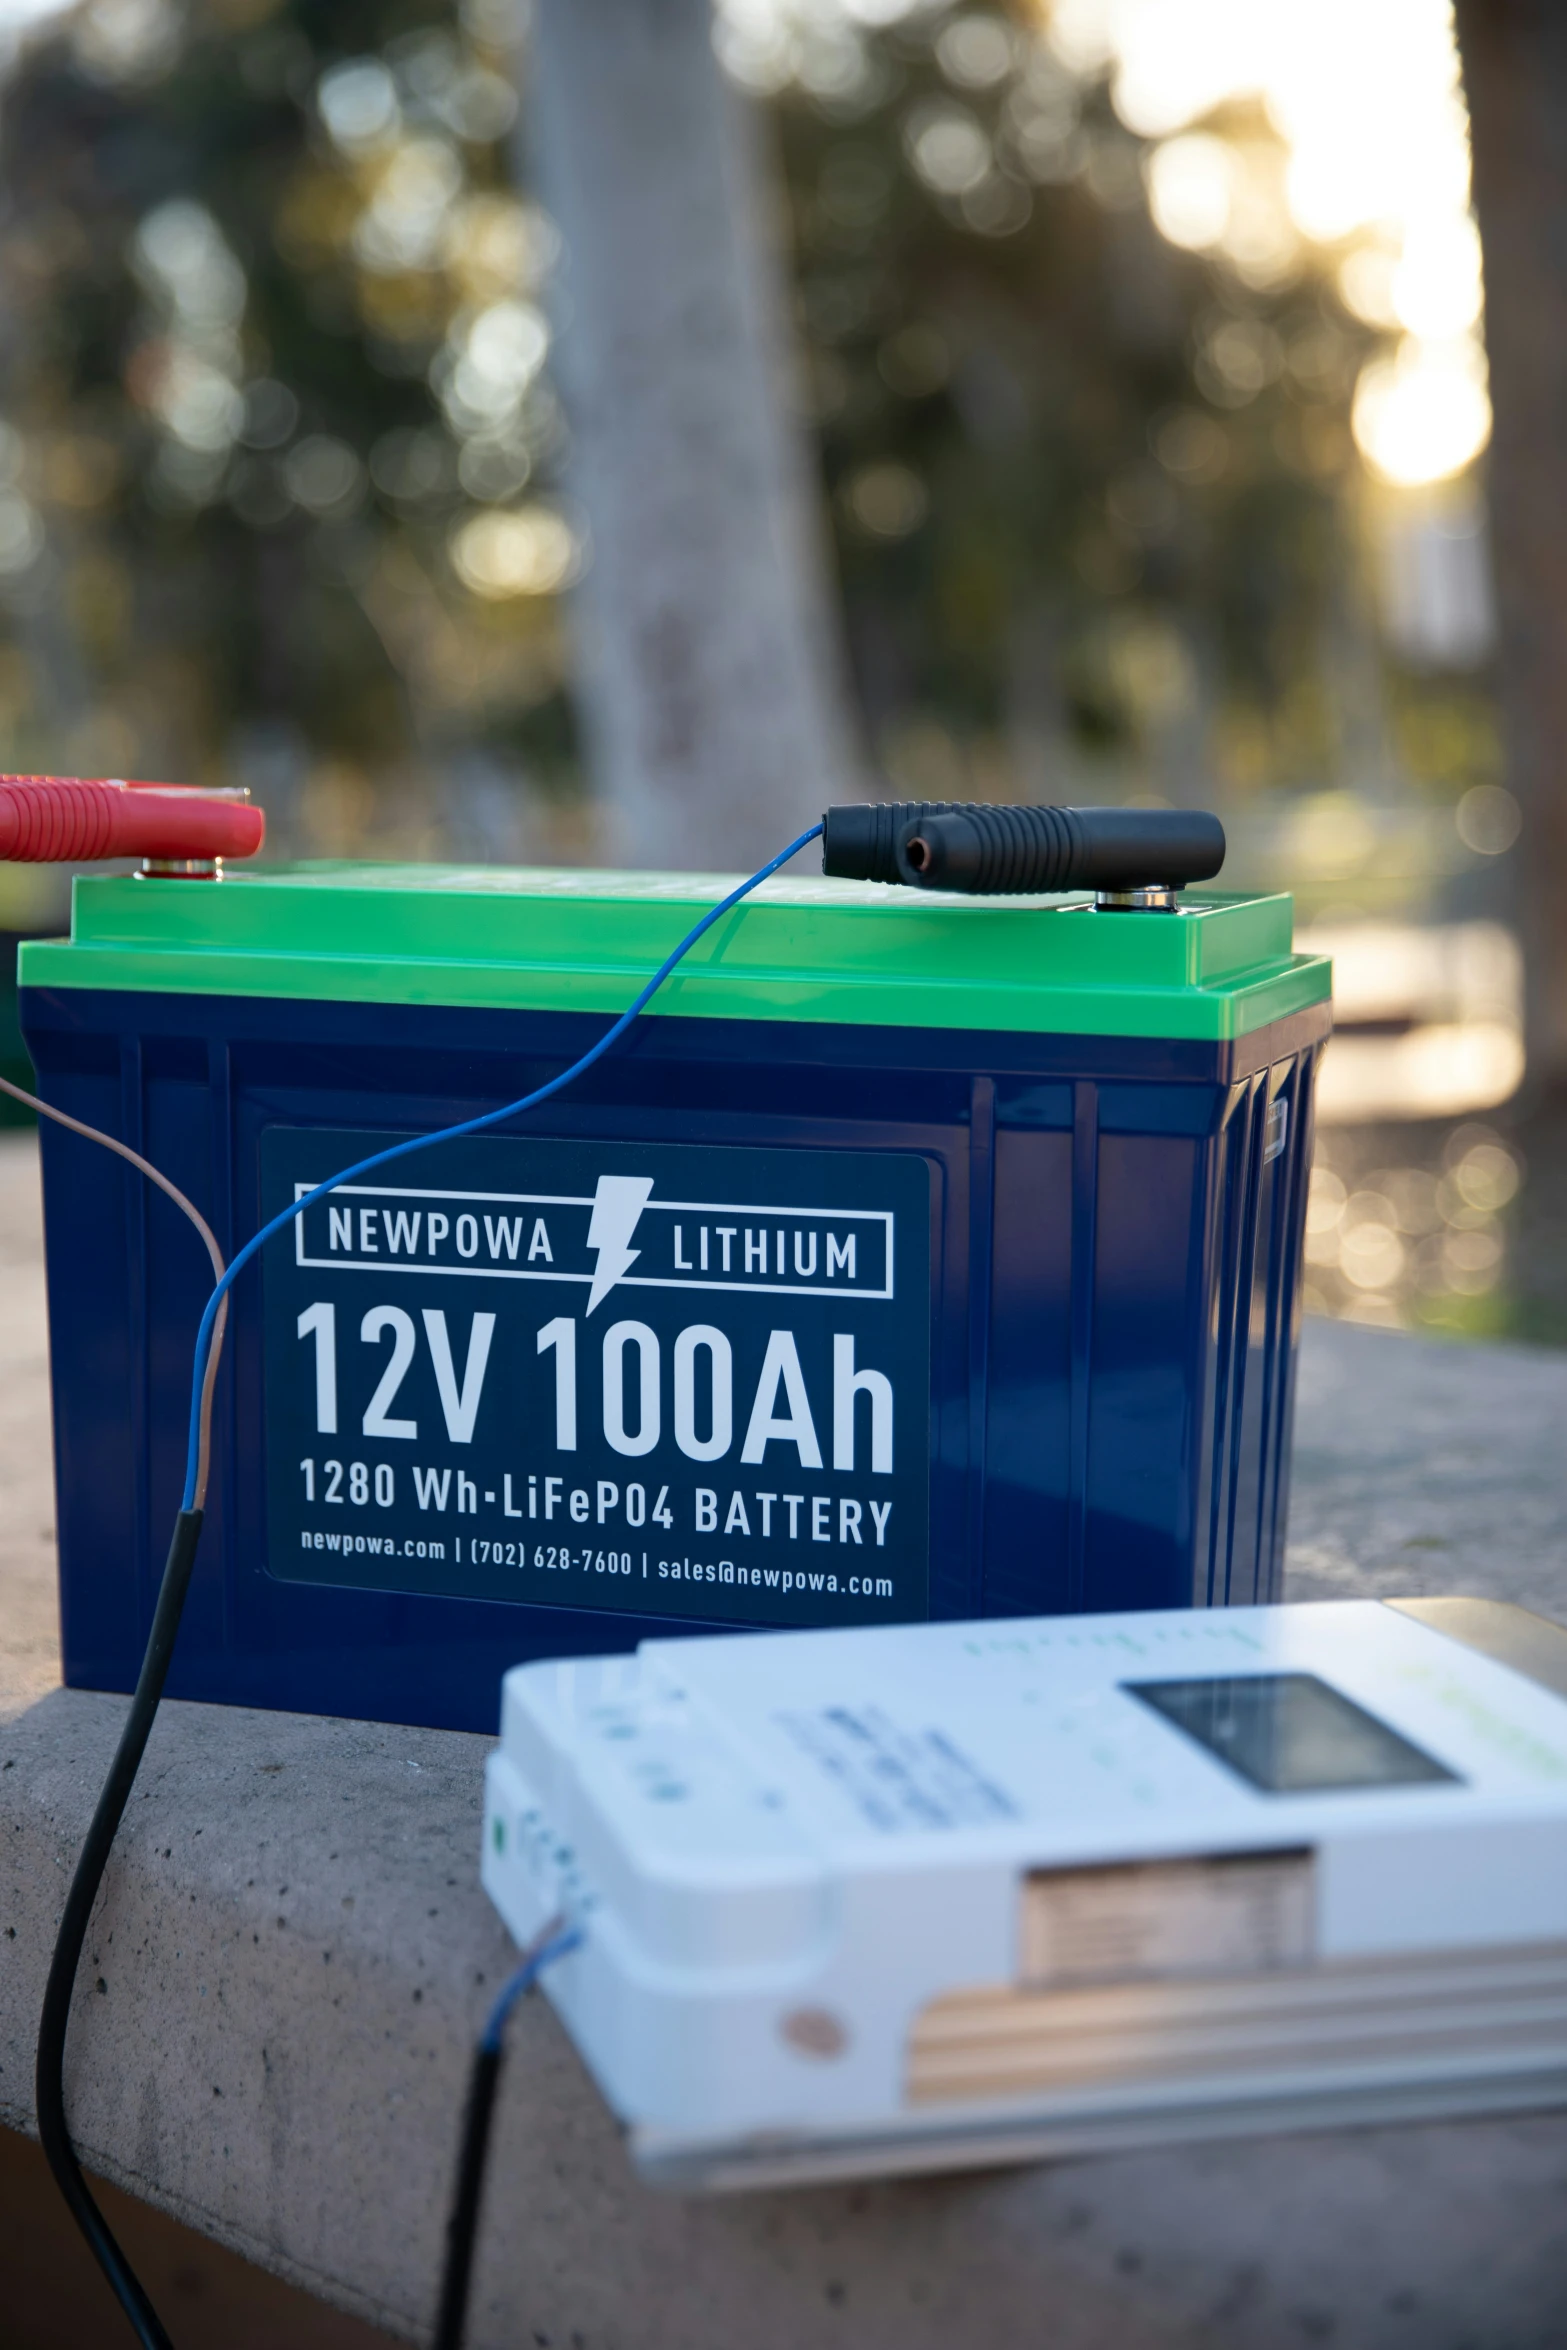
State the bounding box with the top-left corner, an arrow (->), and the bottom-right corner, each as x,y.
1095,885 -> 1178,913
138,857 -> 221,880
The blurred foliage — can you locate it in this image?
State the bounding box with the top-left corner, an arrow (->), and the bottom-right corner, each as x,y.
1306,1119 -> 1524,1338
762,7 -> 1380,806
0,0 -> 581,862
735,0 -> 1510,916
0,0 -> 1511,900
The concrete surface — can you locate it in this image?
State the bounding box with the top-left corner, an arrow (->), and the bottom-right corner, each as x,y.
1,2118 -> 404,2350
1,1131 -> 1565,2349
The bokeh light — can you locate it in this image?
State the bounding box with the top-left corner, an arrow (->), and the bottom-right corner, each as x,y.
1145,133 -> 1232,251
1036,0 -> 1490,490
1352,339 -> 1491,488
1305,1123 -> 1525,1333
450,505 -> 581,599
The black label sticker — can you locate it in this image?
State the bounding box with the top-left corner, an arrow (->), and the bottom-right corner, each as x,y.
261,1130 -> 932,1628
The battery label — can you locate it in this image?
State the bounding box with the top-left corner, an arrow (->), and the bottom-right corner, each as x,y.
261,1129 -> 932,1628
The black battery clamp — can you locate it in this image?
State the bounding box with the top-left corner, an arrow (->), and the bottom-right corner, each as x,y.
821,801 -> 1225,908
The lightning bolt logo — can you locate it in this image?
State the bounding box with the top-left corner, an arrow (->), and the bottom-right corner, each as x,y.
584,1174 -> 654,1315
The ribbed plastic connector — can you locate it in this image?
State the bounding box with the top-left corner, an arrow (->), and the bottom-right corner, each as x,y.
821,801 -> 969,885
897,804 -> 1225,897
0,777 -> 264,866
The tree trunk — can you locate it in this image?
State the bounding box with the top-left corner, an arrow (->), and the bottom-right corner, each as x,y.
1454,0 -> 1567,1085
521,0 -> 860,872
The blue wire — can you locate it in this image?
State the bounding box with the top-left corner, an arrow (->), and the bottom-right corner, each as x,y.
180,821 -> 825,1511
480,1924 -> 584,2055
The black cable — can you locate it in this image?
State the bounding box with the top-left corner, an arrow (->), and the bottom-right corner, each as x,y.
435,2042 -> 504,2350
34,1509 -> 205,2350
433,1919 -> 582,2350
5,1068 -> 231,2348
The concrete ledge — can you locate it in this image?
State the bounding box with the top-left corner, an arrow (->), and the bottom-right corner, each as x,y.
3,1136 -> 1566,2348
0,2118 -> 403,2347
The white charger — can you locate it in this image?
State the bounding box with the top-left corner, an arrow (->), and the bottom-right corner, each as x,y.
482,1597 -> 1567,2188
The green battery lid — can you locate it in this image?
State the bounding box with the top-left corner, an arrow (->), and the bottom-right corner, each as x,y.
18,863 -> 1331,1043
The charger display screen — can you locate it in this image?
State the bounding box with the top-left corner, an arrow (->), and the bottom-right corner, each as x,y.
1125,1672 -> 1458,1794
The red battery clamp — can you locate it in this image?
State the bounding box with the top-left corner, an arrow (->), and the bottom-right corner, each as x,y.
0,775 -> 264,872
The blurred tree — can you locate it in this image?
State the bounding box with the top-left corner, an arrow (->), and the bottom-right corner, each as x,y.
1453,0 -> 1567,1088
523,0 -> 858,867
